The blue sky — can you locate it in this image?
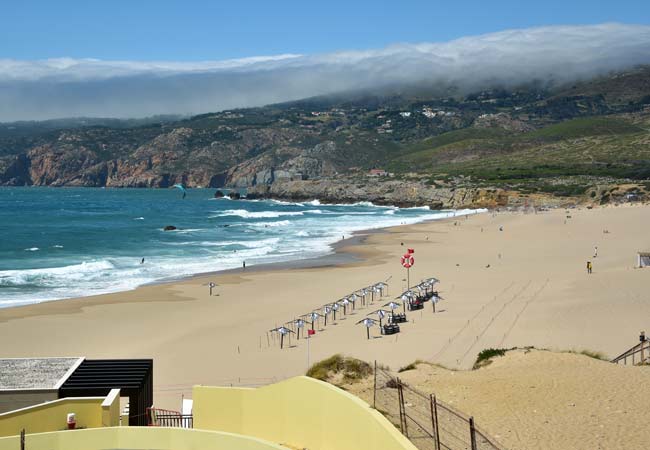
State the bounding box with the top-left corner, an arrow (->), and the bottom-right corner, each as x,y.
2,0 -> 649,60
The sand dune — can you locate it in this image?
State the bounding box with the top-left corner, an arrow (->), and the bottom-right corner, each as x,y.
343,349 -> 650,450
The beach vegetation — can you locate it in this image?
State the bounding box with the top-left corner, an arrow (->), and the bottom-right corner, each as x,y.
397,359 -> 424,372
473,347 -> 513,369
566,349 -> 608,360
306,354 -> 373,383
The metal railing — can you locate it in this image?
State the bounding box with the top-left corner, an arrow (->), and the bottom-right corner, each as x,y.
611,340 -> 650,365
146,408 -> 193,428
374,365 -> 504,450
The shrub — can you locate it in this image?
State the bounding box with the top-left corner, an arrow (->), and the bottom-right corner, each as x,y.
473,348 -> 510,369
306,354 -> 373,383
397,359 -> 424,373
569,349 -> 607,360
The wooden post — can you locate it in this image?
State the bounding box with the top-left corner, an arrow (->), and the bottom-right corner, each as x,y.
397,379 -> 409,437
432,395 -> 441,450
469,416 -> 478,450
373,361 -> 377,408
367,326 -> 370,340
20,429 -> 25,450
640,331 -> 646,364
429,395 -> 437,450
641,341 -> 645,364
397,378 -> 404,433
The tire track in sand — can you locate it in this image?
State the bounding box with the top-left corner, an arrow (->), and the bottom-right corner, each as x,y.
432,282 -> 516,360
458,280 -> 532,366
497,278 -> 549,348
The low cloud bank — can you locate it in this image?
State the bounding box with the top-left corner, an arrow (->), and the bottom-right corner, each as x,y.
1,23 -> 649,121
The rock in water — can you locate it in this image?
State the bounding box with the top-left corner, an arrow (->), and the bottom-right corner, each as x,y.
229,191 -> 241,200
214,190 -> 225,198
163,225 -> 177,231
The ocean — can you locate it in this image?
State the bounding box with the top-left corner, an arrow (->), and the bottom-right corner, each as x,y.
0,187 -> 480,307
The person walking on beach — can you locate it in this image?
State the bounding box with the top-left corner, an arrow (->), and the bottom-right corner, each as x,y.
587,261 -> 592,274
243,261 -> 246,270
594,246 -> 598,258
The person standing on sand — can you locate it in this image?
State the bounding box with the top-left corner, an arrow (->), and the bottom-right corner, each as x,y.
243,261 -> 246,270
594,246 -> 598,258
587,261 -> 592,274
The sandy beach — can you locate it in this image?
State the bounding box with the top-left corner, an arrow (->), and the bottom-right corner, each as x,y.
1,203 -> 649,420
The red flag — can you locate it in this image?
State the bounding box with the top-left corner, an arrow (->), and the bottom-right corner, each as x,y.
308,329 -> 315,336
407,248 -> 415,254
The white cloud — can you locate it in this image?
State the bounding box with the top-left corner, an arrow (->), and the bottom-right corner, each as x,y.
1,23 -> 649,121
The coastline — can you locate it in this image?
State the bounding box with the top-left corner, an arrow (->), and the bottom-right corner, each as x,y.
1,202 -> 650,416
1,202 -> 477,309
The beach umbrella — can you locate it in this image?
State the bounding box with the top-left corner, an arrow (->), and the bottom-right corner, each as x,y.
376,282 -> 388,296
305,311 -> 323,331
384,301 -> 402,321
270,326 -> 294,349
356,318 -> 377,339
431,292 -> 443,313
369,309 -> 387,329
400,294 -> 409,314
291,319 -> 306,340
361,289 -> 369,306
349,294 -> 358,310
331,302 -> 340,321
322,305 -> 331,326
172,183 -> 187,199
340,297 -> 350,315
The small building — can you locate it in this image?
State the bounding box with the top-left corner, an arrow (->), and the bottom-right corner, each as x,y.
638,252 -> 650,268
0,357 -> 153,426
0,357 -> 83,413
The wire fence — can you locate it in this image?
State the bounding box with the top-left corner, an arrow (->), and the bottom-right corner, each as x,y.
374,365 -> 504,450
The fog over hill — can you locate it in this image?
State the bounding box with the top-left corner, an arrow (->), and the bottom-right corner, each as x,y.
1,23 -> 650,121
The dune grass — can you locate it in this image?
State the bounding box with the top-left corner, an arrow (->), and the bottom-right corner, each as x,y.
306,354 -> 373,383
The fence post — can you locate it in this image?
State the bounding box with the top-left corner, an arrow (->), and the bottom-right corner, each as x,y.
397,378 -> 409,438
20,429 -> 25,450
430,395 -> 441,450
469,416 -> 478,450
373,360 -> 377,408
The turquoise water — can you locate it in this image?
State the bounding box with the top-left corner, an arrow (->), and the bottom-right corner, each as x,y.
0,187 -> 477,306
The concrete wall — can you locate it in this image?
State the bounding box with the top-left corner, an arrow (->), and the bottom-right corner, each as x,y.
193,376 -> 417,450
0,427 -> 288,450
0,395 -> 115,437
101,389 -> 121,427
0,391 -> 58,414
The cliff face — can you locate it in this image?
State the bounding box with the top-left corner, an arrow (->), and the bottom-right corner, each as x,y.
247,179 -> 513,209
224,141 -> 339,187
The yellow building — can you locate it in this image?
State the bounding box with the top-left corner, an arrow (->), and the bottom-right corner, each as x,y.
0,375 -> 417,450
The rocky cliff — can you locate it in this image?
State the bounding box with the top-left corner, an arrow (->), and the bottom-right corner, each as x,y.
1,68 -> 649,207
247,178 -> 513,209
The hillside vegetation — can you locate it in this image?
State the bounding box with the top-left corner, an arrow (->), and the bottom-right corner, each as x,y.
1,66 -> 649,200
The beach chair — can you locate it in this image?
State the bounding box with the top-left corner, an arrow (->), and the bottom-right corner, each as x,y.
383,323 -> 400,335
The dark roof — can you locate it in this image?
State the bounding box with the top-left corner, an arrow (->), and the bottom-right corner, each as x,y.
59,358 -> 153,427
59,359 -> 152,392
